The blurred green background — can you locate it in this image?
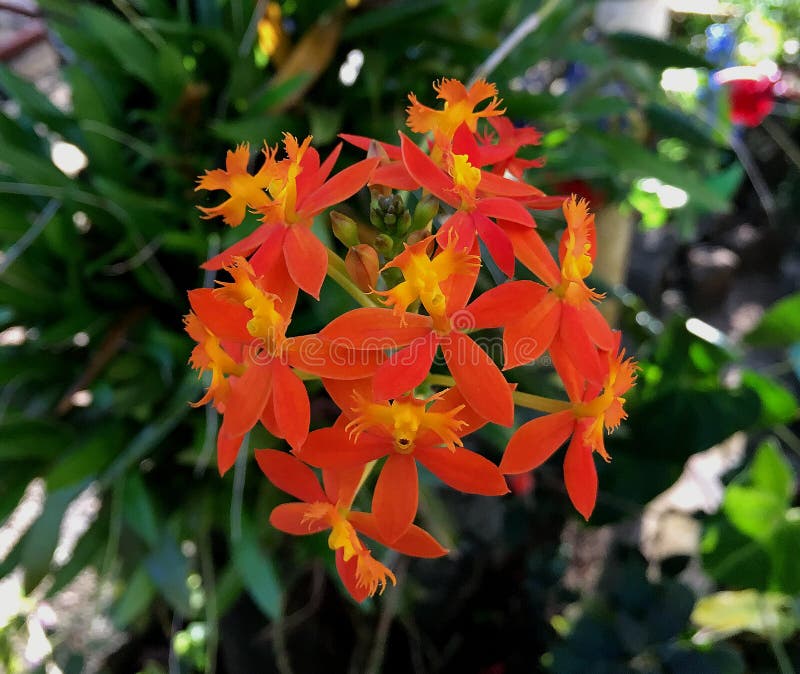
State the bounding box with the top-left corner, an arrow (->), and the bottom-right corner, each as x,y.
0,0 -> 799,672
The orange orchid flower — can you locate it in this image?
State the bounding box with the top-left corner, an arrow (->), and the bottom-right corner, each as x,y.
320,236 -> 517,425
499,336 -> 637,519
400,132 -> 545,277
297,384 -> 508,542
185,78 -> 637,601
184,312 -> 245,410
187,257 -> 384,474
200,134 -> 378,298
195,143 -> 273,226
469,196 -> 615,383
476,117 -> 545,179
406,78 -> 505,145
255,450 -> 447,601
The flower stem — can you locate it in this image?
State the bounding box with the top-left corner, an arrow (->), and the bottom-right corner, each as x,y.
326,248 -> 379,308
423,373 -> 571,414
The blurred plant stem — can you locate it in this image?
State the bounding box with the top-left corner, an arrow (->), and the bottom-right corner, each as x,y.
469,0 -> 562,85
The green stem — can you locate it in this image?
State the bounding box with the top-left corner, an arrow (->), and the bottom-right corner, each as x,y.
424,373 -> 571,414
469,0 -> 562,85
769,631 -> 795,674
326,248 -> 379,308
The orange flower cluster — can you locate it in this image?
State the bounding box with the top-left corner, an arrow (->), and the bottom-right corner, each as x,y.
185,78 -> 636,602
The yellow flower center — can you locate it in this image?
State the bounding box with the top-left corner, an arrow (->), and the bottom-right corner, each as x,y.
214,257 -> 288,353
301,501 -> 396,596
185,313 -> 246,408
570,352 -> 637,461
378,238 -> 479,333
449,153 -> 481,207
263,134 -> 312,224
346,393 -> 465,453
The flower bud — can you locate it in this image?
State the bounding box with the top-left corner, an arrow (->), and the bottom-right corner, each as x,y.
330,211 -> 360,248
373,233 -> 394,255
345,244 -> 380,292
412,194 -> 439,231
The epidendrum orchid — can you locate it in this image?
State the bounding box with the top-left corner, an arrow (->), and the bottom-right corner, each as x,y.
185,78 -> 636,602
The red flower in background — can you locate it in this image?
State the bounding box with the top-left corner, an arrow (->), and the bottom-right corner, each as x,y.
716,65 -> 780,127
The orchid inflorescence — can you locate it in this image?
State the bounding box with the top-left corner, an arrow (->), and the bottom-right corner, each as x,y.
184,78 -> 636,602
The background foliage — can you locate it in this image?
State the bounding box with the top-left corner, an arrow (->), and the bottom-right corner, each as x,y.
0,0 -> 798,672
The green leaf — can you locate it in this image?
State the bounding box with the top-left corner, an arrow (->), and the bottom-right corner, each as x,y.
0,66 -> 74,137
741,371 -> 799,427
47,426 -> 121,490
645,103 -> 720,148
210,114 -> 297,147
20,484 -> 84,593
606,32 -> 710,69
749,439 -> 795,503
343,0 -> 446,39
588,133 -> 730,213
746,292 -> 800,347
123,473 -> 160,548
0,419 -> 75,460
233,515 -> 282,620
77,5 -> 158,88
249,74 -> 312,114
769,516 -> 800,595
701,518 -> 771,589
692,590 -> 797,641
113,564 -> 157,628
567,96 -> 631,121
723,485 -> 785,541
144,531 -> 191,615
46,512 -> 108,597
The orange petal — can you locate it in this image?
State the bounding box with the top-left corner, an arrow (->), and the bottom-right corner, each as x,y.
557,305 -> 606,384
336,548 -> 369,603
442,331 -> 513,426
500,410 -> 575,474
283,224 -> 328,299
415,444 -> 508,495
217,429 -> 245,476
287,336 -> 385,380
563,425 -> 598,520
298,427 -> 388,468
348,512 -> 448,558
578,302 -> 615,351
320,308 -> 432,347
322,377 -> 375,415
505,223 -> 561,288
549,339 -> 586,404
201,223 -> 274,271
372,331 -> 439,401
219,362 -> 273,439
477,170 -> 541,198
476,197 -> 533,226
188,288 -> 253,343
254,448 -> 326,503
299,157 -> 379,216
372,162 -> 419,191
502,300 -> 560,370
400,132 -> 459,207
474,212 -> 515,277
270,502 -> 328,535
373,453 -> 418,542
467,280 -> 546,330
339,133 -> 402,160
322,465 -> 365,508
271,362 -> 310,451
